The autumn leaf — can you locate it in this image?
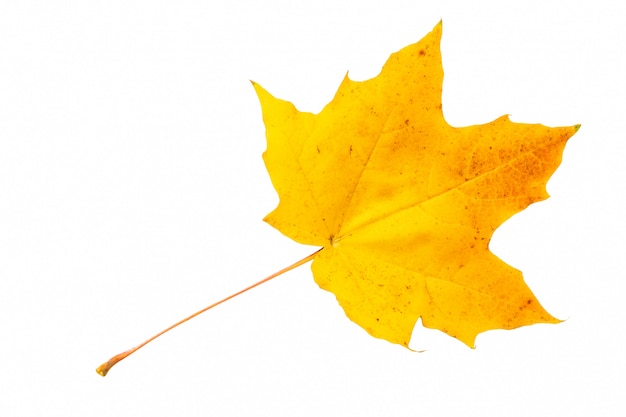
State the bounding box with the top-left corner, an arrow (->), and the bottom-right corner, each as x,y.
96,21 -> 579,377
252,21 -> 579,348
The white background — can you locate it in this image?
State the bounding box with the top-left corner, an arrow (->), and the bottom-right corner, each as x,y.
1,0 -> 624,415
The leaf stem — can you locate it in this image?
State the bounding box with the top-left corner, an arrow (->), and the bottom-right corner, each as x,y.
96,248 -> 322,376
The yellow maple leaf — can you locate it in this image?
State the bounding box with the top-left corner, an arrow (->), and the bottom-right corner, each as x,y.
252,22 -> 579,348
95,21 -> 581,377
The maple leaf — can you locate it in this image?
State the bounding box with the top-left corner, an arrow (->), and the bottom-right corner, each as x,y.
252,22 -> 579,348
95,21 -> 580,377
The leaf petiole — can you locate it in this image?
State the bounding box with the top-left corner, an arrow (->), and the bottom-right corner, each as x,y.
96,248 -> 322,376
